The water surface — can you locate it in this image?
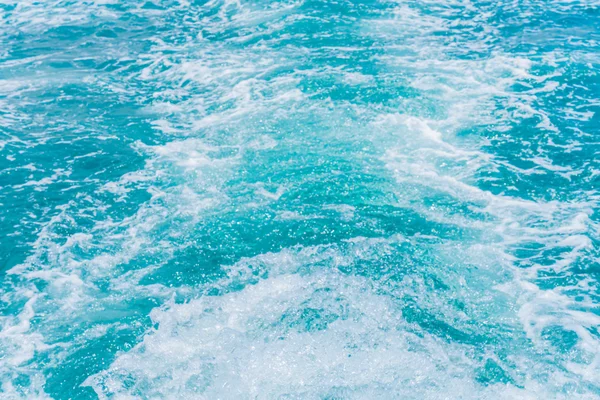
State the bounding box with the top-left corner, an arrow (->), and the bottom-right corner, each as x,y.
1,0 -> 600,398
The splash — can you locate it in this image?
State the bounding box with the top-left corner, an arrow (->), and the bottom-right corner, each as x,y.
1,0 -> 599,398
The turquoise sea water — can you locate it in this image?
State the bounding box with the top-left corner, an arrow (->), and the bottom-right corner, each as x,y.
1,0 -> 600,398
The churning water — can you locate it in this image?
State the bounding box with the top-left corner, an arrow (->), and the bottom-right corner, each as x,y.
1,0 -> 600,398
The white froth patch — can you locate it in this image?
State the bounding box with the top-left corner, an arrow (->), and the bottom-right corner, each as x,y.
83,238 -> 585,399
255,184 -> 286,200
86,268 -> 532,399
342,72 -> 374,85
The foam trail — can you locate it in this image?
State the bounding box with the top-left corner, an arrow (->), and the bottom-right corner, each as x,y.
1,0 -> 600,398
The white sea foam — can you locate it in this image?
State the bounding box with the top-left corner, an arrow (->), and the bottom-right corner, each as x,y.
85,239 -> 596,399
84,246 -> 498,399
2,0 -> 599,397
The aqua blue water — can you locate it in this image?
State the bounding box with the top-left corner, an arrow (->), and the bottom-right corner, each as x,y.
1,0 -> 599,398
